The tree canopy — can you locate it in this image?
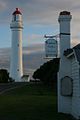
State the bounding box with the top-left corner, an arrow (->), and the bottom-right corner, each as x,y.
33,58 -> 60,85
0,69 -> 9,83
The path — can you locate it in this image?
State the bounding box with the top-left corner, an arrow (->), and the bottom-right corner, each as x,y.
0,82 -> 28,94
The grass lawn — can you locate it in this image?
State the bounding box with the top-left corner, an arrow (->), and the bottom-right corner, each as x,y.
0,83 -> 75,120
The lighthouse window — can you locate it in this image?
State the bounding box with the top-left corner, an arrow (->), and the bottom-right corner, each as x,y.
14,15 -> 16,21
17,44 -> 19,47
17,69 -> 19,71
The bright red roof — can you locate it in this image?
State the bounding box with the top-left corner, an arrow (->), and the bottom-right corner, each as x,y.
13,8 -> 22,15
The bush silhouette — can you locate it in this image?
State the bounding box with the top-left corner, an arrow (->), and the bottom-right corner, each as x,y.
33,58 -> 60,85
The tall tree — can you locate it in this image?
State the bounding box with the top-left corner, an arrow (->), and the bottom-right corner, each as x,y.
33,58 -> 60,85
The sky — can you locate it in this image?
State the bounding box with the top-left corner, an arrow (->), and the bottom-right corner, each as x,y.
0,0 -> 80,48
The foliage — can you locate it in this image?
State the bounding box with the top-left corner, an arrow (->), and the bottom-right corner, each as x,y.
0,69 -> 15,83
9,77 -> 15,82
33,58 -> 60,85
0,69 -> 9,83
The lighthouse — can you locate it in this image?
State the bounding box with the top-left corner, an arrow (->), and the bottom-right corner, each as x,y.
10,8 -> 23,81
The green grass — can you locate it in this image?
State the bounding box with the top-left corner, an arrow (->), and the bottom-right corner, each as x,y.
0,83 -> 75,120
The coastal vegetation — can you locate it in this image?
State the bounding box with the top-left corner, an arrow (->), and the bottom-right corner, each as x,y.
33,58 -> 60,85
0,69 -> 14,83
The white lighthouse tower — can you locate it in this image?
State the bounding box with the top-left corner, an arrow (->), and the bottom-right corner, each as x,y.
10,8 -> 23,81
58,11 -> 72,113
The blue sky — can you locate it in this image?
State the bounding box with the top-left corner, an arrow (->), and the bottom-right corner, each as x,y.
0,0 -> 80,48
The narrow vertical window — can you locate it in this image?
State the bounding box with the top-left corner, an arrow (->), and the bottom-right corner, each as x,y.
14,15 -> 16,21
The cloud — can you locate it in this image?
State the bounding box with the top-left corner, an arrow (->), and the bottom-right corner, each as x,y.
0,0 -> 80,46
0,1 -> 6,10
23,33 -> 44,46
0,0 -> 79,24
23,43 -> 45,55
23,48 -> 43,55
0,0 -> 79,25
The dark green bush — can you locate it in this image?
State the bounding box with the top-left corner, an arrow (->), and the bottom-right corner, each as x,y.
0,69 -> 9,83
33,58 -> 60,85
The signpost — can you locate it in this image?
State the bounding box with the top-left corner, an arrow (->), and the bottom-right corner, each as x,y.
44,35 -> 58,58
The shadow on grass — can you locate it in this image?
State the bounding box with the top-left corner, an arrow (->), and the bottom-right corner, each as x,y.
0,83 -> 76,120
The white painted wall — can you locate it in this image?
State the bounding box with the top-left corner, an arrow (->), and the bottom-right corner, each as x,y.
58,12 -> 72,113
58,11 -> 80,119
58,58 -> 72,113
71,55 -> 80,119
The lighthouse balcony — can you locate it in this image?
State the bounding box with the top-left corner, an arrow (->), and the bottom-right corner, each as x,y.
10,22 -> 23,29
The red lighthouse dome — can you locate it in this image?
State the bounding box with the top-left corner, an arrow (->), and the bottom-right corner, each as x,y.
13,8 -> 22,15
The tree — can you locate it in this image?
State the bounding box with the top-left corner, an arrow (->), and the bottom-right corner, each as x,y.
0,69 -> 9,83
33,58 -> 60,85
